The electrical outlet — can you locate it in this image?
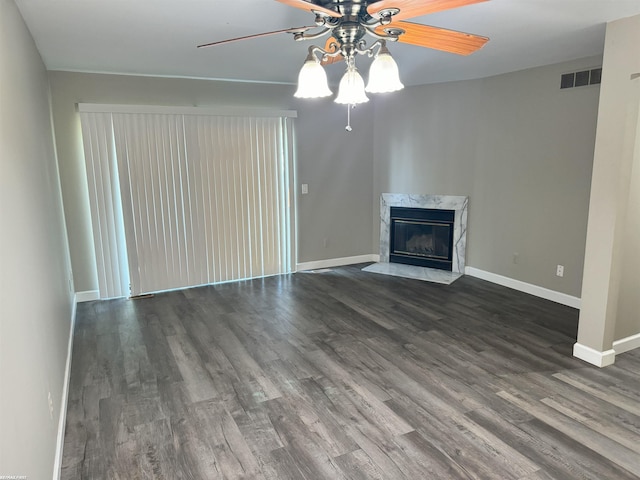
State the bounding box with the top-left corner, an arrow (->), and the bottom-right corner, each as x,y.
556,265 -> 564,277
323,238 -> 328,248
47,391 -> 54,420
301,184 -> 309,195
512,252 -> 519,264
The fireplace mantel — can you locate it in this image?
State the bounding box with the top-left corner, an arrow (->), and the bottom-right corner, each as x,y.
380,193 -> 468,274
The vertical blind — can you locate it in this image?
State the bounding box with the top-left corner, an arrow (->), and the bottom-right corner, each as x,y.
79,112 -> 130,298
79,106 -> 295,298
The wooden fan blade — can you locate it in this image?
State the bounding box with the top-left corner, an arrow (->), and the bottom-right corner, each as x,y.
320,37 -> 344,66
197,26 -> 314,48
275,0 -> 342,18
376,21 -> 488,55
368,0 -> 488,21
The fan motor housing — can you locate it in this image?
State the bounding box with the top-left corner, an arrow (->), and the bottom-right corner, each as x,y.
333,22 -> 367,50
325,0 -> 370,18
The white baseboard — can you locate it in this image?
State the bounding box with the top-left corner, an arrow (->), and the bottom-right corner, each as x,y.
613,332 -> 640,355
53,294 -> 77,479
573,342 -> 616,367
297,254 -> 378,272
464,267 -> 581,309
76,290 -> 99,302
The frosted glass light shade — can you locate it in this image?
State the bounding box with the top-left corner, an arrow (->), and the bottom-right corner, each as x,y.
294,58 -> 332,98
366,52 -> 404,93
335,68 -> 369,104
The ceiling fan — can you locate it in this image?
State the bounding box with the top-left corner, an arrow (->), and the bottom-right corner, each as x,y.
198,0 -> 489,57
198,0 -> 489,129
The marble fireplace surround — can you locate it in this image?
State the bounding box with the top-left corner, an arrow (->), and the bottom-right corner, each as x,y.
379,193 -> 468,274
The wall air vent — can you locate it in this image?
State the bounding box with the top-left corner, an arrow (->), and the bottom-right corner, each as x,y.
561,67 -> 602,90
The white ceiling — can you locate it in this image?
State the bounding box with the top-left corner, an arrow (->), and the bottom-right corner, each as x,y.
15,0 -> 640,87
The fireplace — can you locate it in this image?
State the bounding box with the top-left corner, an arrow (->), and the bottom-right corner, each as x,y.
390,207 -> 454,271
378,194 -> 468,275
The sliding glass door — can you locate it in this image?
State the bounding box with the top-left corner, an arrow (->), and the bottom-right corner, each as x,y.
80,106 -> 295,298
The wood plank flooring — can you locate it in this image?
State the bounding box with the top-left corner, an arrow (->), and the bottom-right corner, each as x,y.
61,264 -> 640,479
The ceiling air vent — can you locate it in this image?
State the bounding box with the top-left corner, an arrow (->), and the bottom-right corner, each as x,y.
561,67 -> 602,90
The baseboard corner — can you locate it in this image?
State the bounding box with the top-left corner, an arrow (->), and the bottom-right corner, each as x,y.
613,332 -> 640,356
573,342 -> 616,367
76,290 -> 99,303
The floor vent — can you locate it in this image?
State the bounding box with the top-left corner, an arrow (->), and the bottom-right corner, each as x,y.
561,67 -> 602,89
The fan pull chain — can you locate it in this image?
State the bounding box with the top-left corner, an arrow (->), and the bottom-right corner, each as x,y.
345,104 -> 353,132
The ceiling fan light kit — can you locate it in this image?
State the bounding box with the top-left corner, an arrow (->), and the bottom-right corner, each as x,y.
296,39 -> 403,104
199,0 -> 489,129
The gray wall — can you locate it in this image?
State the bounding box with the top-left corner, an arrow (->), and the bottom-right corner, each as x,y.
48,72 -> 374,292
373,57 -> 602,298
578,13 -> 640,352
295,99 -> 374,262
0,1 -> 74,477
52,58 -> 600,299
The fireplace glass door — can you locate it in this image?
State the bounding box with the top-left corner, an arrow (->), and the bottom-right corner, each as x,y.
390,207 -> 455,271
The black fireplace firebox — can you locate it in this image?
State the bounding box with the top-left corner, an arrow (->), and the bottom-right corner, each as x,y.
390,206 -> 455,271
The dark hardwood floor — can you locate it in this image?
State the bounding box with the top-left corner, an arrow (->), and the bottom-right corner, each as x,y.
61,264 -> 640,479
